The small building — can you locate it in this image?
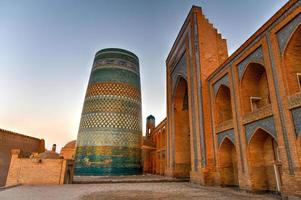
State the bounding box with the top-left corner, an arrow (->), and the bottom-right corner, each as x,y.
5,144 -> 73,186
60,140 -> 76,160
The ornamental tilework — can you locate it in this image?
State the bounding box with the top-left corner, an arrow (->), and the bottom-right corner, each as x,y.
277,14 -> 301,54
74,48 -> 142,176
291,107 -> 301,137
217,129 -> 235,146
171,52 -> 187,95
237,47 -> 264,80
79,112 -> 141,131
86,83 -> 141,101
77,130 -> 141,148
93,58 -> 139,75
245,116 -> 276,143
74,146 -> 141,176
82,97 -> 141,116
213,74 -> 229,96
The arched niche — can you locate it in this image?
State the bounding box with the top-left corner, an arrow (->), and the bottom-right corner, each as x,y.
240,63 -> 271,114
215,85 -> 232,124
283,25 -> 301,95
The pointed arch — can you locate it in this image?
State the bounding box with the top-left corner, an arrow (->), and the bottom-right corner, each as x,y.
218,137 -> 238,187
172,76 -> 191,178
240,62 -> 270,114
248,128 -> 280,192
283,24 -> 301,95
215,84 -> 232,124
247,127 -> 277,145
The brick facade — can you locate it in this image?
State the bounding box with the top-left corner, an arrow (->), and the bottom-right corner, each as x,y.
0,129 -> 45,186
143,1 -> 301,198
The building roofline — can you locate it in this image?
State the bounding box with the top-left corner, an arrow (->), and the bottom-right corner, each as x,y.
152,118 -> 167,134
0,128 -> 42,141
207,0 -> 297,80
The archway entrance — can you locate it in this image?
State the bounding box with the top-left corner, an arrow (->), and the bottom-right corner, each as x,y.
219,138 -> 238,186
173,77 -> 191,178
248,128 -> 280,192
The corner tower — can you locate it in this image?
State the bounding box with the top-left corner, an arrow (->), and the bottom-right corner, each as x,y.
74,48 -> 142,176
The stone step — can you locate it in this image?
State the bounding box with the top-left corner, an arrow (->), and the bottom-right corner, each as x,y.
72,175 -> 189,184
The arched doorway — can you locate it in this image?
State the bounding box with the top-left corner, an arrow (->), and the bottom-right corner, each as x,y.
248,128 -> 280,192
215,85 -> 232,125
241,63 -> 270,114
173,77 -> 191,178
283,25 -> 301,95
218,138 -> 238,186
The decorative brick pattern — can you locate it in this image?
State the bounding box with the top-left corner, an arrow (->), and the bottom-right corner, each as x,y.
79,112 -> 141,131
82,96 -> 141,116
86,82 -> 141,101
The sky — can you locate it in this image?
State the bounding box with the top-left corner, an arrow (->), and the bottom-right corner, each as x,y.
0,0 -> 287,151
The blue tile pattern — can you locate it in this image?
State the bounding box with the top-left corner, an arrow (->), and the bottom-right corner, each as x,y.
291,107 -> 301,137
237,47 -> 264,80
245,117 -> 277,143
217,129 -> 235,146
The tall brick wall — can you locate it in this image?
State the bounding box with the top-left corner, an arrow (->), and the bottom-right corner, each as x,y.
0,129 -> 45,186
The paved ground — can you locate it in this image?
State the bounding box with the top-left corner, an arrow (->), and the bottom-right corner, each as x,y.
0,182 -> 280,200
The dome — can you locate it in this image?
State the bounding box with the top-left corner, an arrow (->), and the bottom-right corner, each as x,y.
63,140 -> 76,149
37,151 -> 62,159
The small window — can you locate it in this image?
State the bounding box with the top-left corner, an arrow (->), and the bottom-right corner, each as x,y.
297,73 -> 301,92
250,96 -> 262,112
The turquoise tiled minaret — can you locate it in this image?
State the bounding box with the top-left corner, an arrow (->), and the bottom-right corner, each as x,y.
74,48 -> 142,176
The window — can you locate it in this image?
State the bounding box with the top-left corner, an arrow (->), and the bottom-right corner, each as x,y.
250,96 -> 262,112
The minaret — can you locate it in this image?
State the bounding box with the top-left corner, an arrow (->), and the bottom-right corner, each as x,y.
74,48 -> 142,176
146,115 -> 155,136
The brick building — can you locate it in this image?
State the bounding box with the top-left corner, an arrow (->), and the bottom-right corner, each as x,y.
142,116 -> 166,175
143,0 -> 301,197
0,128 -> 45,186
5,145 -> 73,186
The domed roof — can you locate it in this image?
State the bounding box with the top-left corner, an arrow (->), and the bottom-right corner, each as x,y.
38,151 -> 62,159
63,140 -> 76,149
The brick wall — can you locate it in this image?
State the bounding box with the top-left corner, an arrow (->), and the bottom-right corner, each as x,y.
0,129 -> 44,186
